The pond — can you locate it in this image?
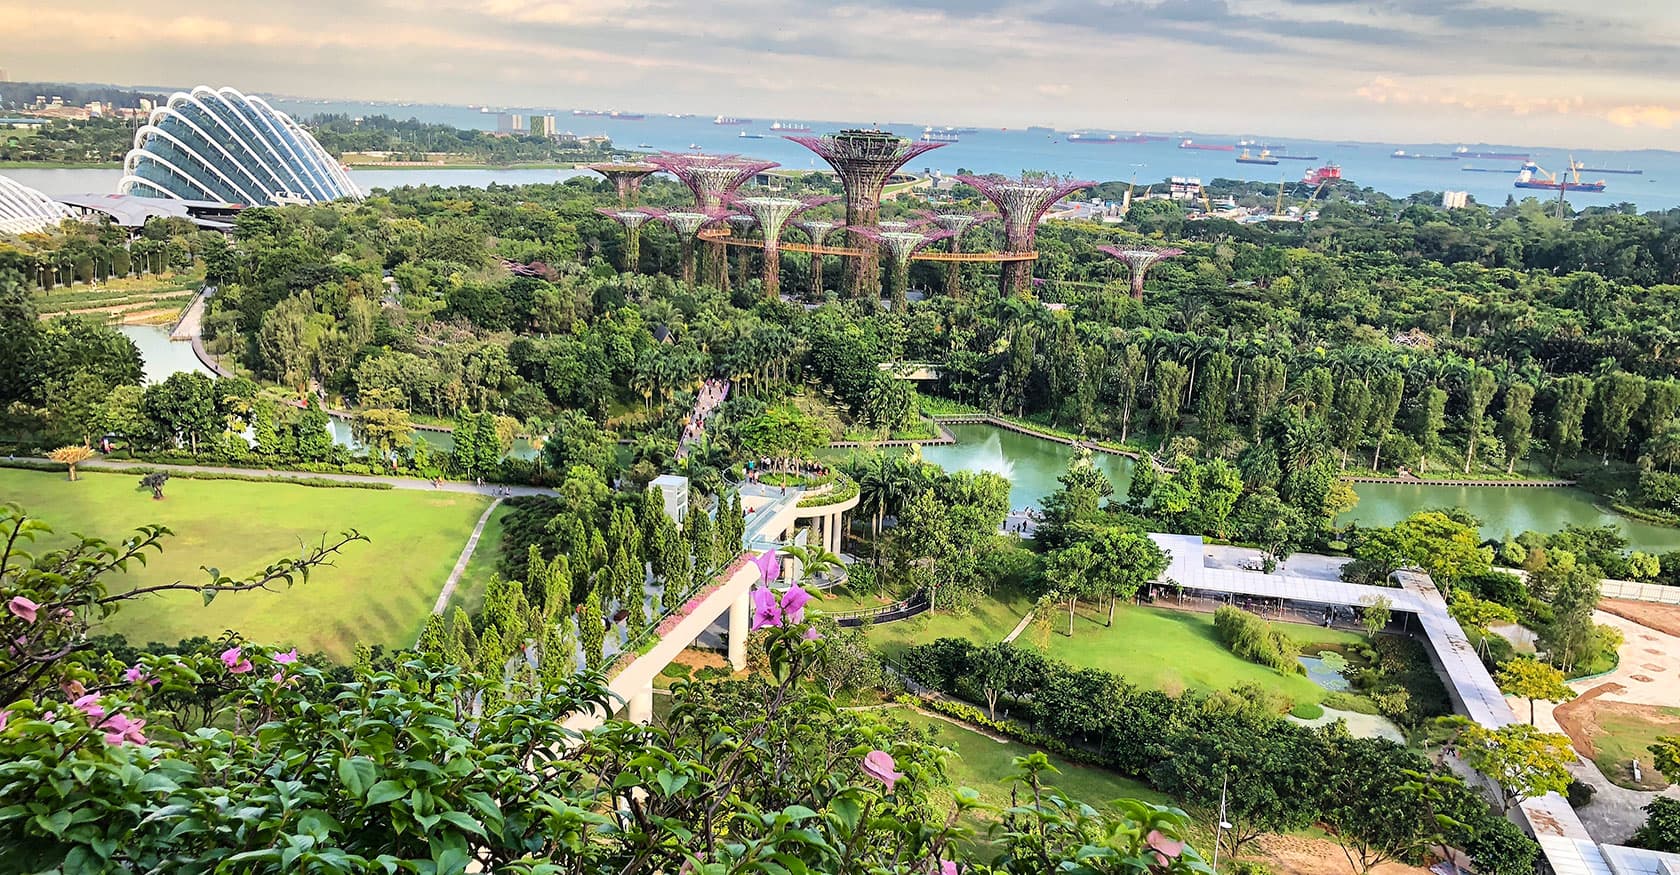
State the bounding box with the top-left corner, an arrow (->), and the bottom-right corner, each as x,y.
824,422 -> 1680,553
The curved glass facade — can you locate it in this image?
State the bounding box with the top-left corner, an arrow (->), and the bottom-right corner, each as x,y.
0,174 -> 74,235
119,86 -> 360,206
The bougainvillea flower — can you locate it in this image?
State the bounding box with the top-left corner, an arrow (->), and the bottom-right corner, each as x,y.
802,628 -> 823,642
751,587 -> 783,629
752,549 -> 781,584
861,750 -> 904,791
123,665 -> 147,684
781,585 -> 811,624
72,694 -> 105,721
7,596 -> 39,624
274,648 -> 299,665
220,647 -> 253,674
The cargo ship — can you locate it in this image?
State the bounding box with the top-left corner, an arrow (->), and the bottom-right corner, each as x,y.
1301,164 -> 1341,186
1236,148 -> 1279,165
737,131 -> 765,139
1275,154 -> 1320,161
608,111 -> 644,120
572,109 -> 606,117
713,115 -> 750,125
920,129 -> 960,143
1180,139 -> 1235,151
1069,132 -> 1168,144
769,121 -> 813,132
1391,149 -> 1455,160
1571,160 -> 1643,175
1514,161 -> 1606,193
1455,147 -> 1528,161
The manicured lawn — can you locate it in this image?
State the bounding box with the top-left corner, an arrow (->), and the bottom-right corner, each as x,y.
445,501 -> 514,618
1582,704 -> 1680,790
3,468 -> 491,661
1045,605 -> 1365,706
865,589 -> 1036,661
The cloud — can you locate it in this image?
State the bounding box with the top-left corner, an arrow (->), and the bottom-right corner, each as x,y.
1606,105 -> 1680,129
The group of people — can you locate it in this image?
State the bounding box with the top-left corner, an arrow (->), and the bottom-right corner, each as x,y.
676,378 -> 729,462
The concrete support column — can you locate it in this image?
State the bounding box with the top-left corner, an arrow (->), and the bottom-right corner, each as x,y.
783,552 -> 800,586
728,589 -> 750,670
828,512 -> 844,555
627,683 -> 654,725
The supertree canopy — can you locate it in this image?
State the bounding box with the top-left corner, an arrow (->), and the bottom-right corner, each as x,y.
787,130 -> 944,298
1098,245 -> 1184,301
647,207 -> 723,287
733,195 -> 837,298
921,211 -> 997,300
957,173 -> 1093,296
852,226 -> 952,313
597,208 -> 654,273
877,219 -> 915,233
649,153 -> 777,210
792,218 -> 846,302
585,162 -> 659,207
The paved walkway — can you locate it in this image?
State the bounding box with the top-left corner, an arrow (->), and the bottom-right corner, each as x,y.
676,379 -> 728,462
430,498 -> 503,616
68,457 -> 552,497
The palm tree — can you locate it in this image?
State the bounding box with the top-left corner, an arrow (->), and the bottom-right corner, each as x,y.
47,445 -> 96,481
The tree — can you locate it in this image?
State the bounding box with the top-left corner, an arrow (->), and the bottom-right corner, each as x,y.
1461,366 -> 1498,473
1450,719 -> 1575,811
1550,375 -> 1591,468
46,445 -> 96,481
1042,540 -> 1097,636
579,585 -> 605,670
1649,735 -> 1680,784
1358,594 -> 1392,640
1106,343 -> 1147,443
352,387 -> 414,463
1593,371 -> 1647,462
1495,657 -> 1577,725
1413,387 -> 1447,472
1631,797 -> 1680,853
1366,371 -> 1404,471
1080,526 -> 1169,625
140,371 -> 218,454
1330,378 -> 1371,469
1152,360 -> 1189,446
1318,732 -> 1444,875
1499,381 -> 1536,474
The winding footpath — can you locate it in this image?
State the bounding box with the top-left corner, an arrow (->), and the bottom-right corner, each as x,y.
430,498 -> 504,616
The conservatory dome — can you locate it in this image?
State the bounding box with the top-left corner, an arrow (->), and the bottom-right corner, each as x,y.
0,174 -> 75,235
118,86 -> 360,206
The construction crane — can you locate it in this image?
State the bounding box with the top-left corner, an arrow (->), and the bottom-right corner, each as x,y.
1274,175 -> 1287,216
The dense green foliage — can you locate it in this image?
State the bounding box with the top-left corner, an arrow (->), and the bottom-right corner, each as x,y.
306,114 -> 617,165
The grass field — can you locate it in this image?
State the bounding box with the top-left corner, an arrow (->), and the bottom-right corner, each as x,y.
445,501 -> 514,617
868,590 -> 1363,707
3,468 -> 490,660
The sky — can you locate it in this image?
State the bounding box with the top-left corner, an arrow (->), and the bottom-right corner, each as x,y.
5,0 -> 1680,149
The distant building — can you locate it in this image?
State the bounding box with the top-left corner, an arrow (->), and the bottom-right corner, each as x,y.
1441,190 -> 1469,209
497,112 -> 525,134
650,474 -> 690,525
537,114 -> 558,137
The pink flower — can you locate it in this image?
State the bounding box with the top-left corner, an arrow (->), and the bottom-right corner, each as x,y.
273,648 -> 299,665
220,646 -> 252,674
7,596 -> 39,623
72,694 -> 105,721
271,671 -> 287,685
1145,830 -> 1185,867
861,750 -> 904,792
938,862 -> 957,875
101,713 -> 147,746
61,680 -> 85,698
781,585 -> 811,624
751,587 -> 784,630
802,628 -> 823,642
123,665 -> 147,684
0,710 -> 9,731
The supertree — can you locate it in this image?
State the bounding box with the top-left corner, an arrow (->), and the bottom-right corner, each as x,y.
596,208 -> 654,273
957,173 -> 1094,297
852,226 -> 953,313
650,153 -> 778,288
786,130 -> 945,299
585,162 -> 659,207
921,210 -> 997,300
647,207 -> 723,287
1098,245 -> 1184,301
733,195 -> 838,298
724,214 -> 758,293
792,218 -> 845,301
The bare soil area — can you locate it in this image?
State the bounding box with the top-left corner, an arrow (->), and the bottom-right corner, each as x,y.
1601,599 -> 1680,639
1252,834 -> 1428,875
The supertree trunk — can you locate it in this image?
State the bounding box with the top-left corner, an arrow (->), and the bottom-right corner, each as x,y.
734,246 -> 750,292
889,260 -> 910,313
624,226 -> 640,273
849,216 -> 881,302
809,252 -> 826,302
1132,272 -> 1147,301
714,242 -> 730,293
762,244 -> 781,299
680,240 -> 697,288
1001,259 -> 1034,298
945,238 -> 964,300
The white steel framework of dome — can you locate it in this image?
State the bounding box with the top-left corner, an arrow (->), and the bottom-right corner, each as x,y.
119,86 -> 360,206
0,174 -> 75,235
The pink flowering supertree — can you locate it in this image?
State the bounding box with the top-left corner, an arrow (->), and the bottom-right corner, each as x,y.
731,195 -> 838,298
786,130 -> 945,299
596,207 -> 654,272
645,207 -> 725,287
919,210 -> 997,299
649,153 -> 778,288
851,226 -> 954,313
584,161 -> 659,207
1098,244 -> 1185,301
956,174 -> 1093,296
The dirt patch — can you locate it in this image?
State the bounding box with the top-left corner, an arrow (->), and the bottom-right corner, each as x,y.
1645,664 -> 1667,672
1602,599 -> 1680,638
1633,675 -> 1655,683
1253,834 -> 1427,874
1554,683 -> 1625,759
1554,684 -> 1680,790
1648,649 -> 1665,656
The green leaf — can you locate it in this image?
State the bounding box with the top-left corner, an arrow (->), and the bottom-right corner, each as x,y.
829,795 -> 862,832
336,756 -> 376,799
366,780 -> 406,806
656,770 -> 689,797
780,805 -> 818,823
437,810 -> 486,838
200,588 -> 217,606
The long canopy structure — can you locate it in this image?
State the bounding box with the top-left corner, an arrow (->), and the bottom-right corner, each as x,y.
0,174 -> 75,235
922,211 -> 996,299
1098,244 -> 1184,300
586,162 -> 660,207
957,174 -> 1092,296
786,130 -> 944,299
732,195 -> 837,298
597,207 -> 653,272
852,226 -> 953,312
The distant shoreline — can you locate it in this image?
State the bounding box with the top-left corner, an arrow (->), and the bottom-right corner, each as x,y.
345,162 -> 584,171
